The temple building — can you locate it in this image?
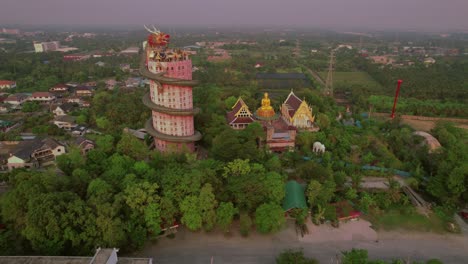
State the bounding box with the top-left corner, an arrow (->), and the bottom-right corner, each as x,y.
280,90 -> 319,131
141,26 -> 201,152
226,97 -> 255,130
225,91 -> 318,152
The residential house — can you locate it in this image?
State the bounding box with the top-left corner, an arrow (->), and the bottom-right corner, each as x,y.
125,77 -> 143,88
226,97 -> 255,130
53,115 -> 77,130
52,103 -> 76,116
120,63 -> 131,72
95,61 -> 106,67
71,125 -> 87,136
41,138 -> 66,157
4,93 -> 28,105
424,57 -> 436,65
64,96 -> 82,104
30,92 -> 55,102
75,137 -> 95,154
0,80 -> 16,90
105,79 -> 118,90
75,86 -> 93,97
7,140 -> 42,170
7,138 -> 65,170
80,100 -> 91,108
49,83 -> 69,93
83,81 -> 97,87
0,104 -> 10,113
369,55 -> 395,65
65,82 -> 79,88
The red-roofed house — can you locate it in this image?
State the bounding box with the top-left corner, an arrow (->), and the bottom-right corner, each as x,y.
0,80 -> 16,90
4,94 -> 28,105
226,97 -> 255,130
280,90 -> 318,131
30,92 -> 55,102
49,83 -> 69,93
75,86 -> 93,97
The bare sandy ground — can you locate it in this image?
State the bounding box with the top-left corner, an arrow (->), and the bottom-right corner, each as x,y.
299,219 -> 378,243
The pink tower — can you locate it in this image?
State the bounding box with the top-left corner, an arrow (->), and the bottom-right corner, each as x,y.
141,26 -> 201,152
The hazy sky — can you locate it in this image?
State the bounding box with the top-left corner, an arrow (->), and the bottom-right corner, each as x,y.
1,0 -> 468,30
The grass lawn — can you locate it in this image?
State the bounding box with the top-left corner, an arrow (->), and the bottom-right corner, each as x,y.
366,208 -> 448,233
318,71 -> 383,89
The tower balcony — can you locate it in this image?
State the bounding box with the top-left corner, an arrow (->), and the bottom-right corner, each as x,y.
145,118 -> 202,143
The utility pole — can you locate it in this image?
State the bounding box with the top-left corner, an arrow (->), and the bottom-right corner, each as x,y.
324,49 -> 335,96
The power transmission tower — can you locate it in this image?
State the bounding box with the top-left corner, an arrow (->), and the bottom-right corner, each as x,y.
324,49 -> 335,96
359,35 -> 363,51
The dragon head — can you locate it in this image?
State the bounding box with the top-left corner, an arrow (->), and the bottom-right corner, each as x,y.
145,25 -> 170,47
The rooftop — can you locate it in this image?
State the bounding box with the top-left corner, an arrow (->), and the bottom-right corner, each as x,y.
256,73 -> 307,80
0,248 -> 152,264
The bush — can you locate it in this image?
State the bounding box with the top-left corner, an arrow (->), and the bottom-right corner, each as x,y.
426,259 -> 444,264
239,213 -> 252,237
276,249 -> 319,264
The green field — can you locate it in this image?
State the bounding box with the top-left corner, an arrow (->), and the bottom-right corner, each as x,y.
366,208 -> 448,233
318,71 -> 383,89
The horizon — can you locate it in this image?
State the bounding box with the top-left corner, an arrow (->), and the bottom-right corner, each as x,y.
1,0 -> 468,32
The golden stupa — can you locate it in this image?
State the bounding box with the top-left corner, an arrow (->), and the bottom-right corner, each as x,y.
256,92 -> 276,118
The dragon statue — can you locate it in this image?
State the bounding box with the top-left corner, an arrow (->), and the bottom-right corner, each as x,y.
144,25 -> 170,47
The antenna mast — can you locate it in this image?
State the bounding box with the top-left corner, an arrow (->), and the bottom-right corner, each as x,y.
324,49 -> 335,96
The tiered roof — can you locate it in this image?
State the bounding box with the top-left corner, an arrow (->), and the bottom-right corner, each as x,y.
226,97 -> 255,125
283,90 -> 303,117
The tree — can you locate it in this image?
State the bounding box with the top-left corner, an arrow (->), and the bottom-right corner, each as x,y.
254,203 -> 285,234
224,96 -> 237,109
345,188 -> 358,201
21,101 -> 40,112
56,148 -> 85,175
239,212 -> 252,237
276,249 -> 319,264
341,248 -> 368,264
264,172 -> 286,204
117,133 -> 149,160
306,180 -> 322,207
216,202 -> 238,233
199,184 -> 218,231
359,192 -> 375,214
96,134 -> 115,154
180,195 -> 202,231
316,113 -> 331,129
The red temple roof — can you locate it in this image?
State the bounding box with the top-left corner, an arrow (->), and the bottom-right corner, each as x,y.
0,80 -> 15,85
283,91 -> 303,117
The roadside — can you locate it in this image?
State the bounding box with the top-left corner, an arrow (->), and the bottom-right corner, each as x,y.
133,219 -> 468,264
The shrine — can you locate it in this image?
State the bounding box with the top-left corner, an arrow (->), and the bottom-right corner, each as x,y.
226,90 -> 319,152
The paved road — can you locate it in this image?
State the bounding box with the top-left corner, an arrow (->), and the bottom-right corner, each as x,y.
134,221 -> 468,264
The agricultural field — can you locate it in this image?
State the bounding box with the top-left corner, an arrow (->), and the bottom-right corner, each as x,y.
318,71 -> 383,90
369,95 -> 468,118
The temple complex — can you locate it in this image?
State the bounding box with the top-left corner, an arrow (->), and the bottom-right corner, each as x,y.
141,26 -> 201,152
226,90 -> 319,152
